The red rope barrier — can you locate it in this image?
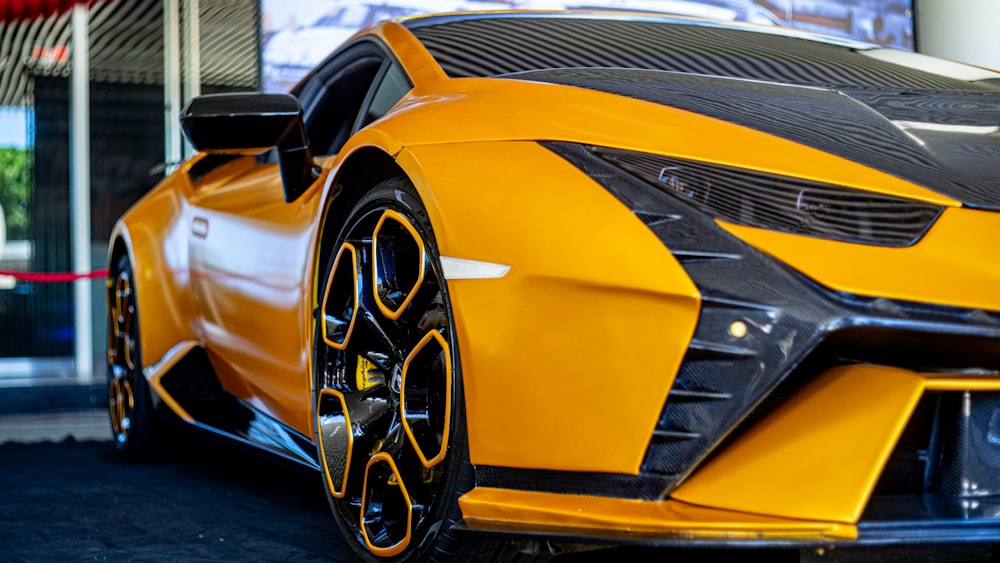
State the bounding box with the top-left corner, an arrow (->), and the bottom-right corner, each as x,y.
0,269 -> 108,283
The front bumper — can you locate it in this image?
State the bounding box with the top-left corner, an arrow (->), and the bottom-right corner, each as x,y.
450,143 -> 1000,544
459,366 -> 1000,546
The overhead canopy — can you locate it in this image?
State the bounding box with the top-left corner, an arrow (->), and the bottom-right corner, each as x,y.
0,0 -> 86,23
0,0 -> 259,107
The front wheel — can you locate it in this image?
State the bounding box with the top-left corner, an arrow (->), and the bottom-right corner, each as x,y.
313,178 -> 520,562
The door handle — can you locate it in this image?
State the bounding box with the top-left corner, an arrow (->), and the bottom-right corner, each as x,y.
192,217 -> 209,238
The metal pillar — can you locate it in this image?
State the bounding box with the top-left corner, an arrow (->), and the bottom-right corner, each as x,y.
70,4 -> 92,383
182,0 -> 201,159
164,0 -> 182,170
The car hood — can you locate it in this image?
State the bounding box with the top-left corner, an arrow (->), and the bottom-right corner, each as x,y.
508,68 -> 1000,210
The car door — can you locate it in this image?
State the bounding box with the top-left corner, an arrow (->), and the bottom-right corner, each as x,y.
187,39 -> 413,436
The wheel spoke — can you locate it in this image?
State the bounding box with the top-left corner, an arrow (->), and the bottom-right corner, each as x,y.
109,378 -> 122,432
108,363 -> 136,444
316,389 -> 353,498
109,272 -> 136,371
350,303 -> 399,366
344,387 -> 396,493
401,330 -> 452,468
361,452 -> 414,557
395,273 -> 445,340
348,235 -> 406,367
379,411 -> 409,460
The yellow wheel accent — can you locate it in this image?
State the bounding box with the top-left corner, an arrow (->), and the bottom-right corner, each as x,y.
360,452 -> 413,557
108,264 -> 140,447
401,329 -> 453,468
321,243 -> 359,350
111,273 -> 135,370
107,254 -> 168,455
372,209 -> 426,321
109,366 -> 136,437
317,388 -> 354,498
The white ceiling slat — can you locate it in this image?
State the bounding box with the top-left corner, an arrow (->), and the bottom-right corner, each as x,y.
0,0 -> 258,107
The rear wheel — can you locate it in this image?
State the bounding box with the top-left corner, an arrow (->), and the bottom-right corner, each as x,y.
314,178 -> 520,562
107,253 -> 165,455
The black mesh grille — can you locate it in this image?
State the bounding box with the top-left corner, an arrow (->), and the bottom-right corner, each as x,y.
409,16 -> 999,92
475,466 -> 671,500
589,146 -> 941,247
935,392 -> 1000,497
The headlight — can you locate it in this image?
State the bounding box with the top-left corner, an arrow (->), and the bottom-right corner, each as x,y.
585,145 -> 941,247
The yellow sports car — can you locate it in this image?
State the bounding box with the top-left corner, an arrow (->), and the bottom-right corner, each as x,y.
106,10 -> 1000,561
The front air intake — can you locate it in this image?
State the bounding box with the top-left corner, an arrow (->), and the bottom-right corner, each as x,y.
587,146 -> 941,247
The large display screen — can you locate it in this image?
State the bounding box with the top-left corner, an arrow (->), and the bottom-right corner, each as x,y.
262,0 -> 915,92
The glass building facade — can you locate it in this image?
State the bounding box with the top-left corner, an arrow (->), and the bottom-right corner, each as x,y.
0,0 -> 259,385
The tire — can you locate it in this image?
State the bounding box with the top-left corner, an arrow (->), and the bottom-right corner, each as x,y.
107,253 -> 166,456
314,178 -> 527,562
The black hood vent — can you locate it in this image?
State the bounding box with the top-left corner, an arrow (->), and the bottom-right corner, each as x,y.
513,67 -> 1000,210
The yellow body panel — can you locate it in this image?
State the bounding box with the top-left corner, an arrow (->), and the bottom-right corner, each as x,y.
186,160 -> 327,435
378,76 -> 958,207
925,377 -> 1000,391
369,21 -> 448,85
721,207 -> 1000,313
671,365 -> 925,523
393,140 -> 700,473
459,487 -> 855,540
672,367 -> 1000,523
109,174 -> 199,370
115,155 -> 333,436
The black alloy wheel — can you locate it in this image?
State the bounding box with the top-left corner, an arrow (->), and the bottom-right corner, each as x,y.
314,178 -> 510,562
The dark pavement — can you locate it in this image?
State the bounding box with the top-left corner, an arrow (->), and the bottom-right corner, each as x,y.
2,411 -> 958,563
1,435 -> 351,561
0,413 -> 783,562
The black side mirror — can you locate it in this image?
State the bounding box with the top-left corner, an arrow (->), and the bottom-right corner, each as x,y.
180,93 -> 320,202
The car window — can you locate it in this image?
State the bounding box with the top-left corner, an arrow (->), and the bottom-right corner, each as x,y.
295,40 -> 412,157
296,42 -> 384,157
358,61 -> 411,129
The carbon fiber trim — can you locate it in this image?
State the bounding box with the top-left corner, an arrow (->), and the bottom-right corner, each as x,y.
454,519 -> 1000,553
862,494 -> 1000,541
934,392 -> 1000,497
474,466 -> 672,500
158,347 -> 318,469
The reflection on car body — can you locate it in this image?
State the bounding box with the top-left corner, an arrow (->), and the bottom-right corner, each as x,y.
759,0 -> 912,48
